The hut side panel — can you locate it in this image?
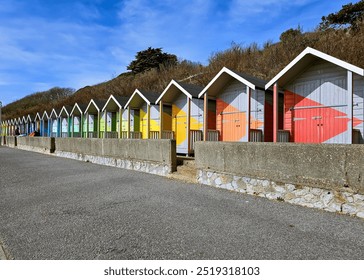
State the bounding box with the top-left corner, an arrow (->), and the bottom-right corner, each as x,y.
285,61 -> 352,144
140,104 -> 148,139
250,89 -> 265,134
100,112 -> 106,136
150,105 -> 160,135
190,98 -> 204,131
122,110 -> 128,133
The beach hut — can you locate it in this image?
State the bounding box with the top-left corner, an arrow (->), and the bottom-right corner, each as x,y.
265,47 -> 364,144
84,99 -> 106,138
13,118 -> 20,135
1,121 -> 5,137
26,114 -> 36,135
70,103 -> 87,138
16,117 -> 22,135
34,112 -> 41,133
21,116 -> 27,135
198,67 -> 282,142
41,111 -> 50,137
156,80 -> 204,155
3,120 -> 8,136
8,119 -> 14,136
49,109 -> 61,137
59,106 -> 72,138
124,89 -> 162,139
101,95 -> 129,138
0,121 -> 3,137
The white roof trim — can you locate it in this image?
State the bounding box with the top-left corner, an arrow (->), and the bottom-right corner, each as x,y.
156,80 -> 192,104
85,99 -> 101,113
41,110 -> 49,120
102,95 -> 122,111
125,89 -> 151,108
60,105 -> 72,117
70,103 -> 83,116
198,67 -> 256,98
50,108 -> 59,118
265,47 -> 364,89
34,112 -> 41,121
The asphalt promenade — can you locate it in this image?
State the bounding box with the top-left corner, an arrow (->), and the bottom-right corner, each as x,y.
1,146 -> 364,259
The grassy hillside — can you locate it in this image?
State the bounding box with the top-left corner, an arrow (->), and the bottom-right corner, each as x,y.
3,2 -> 364,120
2,87 -> 74,120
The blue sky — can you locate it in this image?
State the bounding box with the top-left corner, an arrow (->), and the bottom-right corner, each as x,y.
0,0 -> 352,106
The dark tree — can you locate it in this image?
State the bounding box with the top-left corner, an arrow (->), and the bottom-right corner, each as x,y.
127,47 -> 178,74
319,1 -> 364,31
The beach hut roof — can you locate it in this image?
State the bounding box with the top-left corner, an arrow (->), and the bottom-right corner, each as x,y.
102,95 -> 129,111
156,80 -> 203,104
59,105 -> 73,117
85,99 -> 106,114
41,110 -> 50,120
125,89 -> 159,108
26,114 -> 35,122
198,67 -> 268,98
34,112 -> 41,121
49,108 -> 61,118
70,103 -> 87,116
265,47 -> 364,90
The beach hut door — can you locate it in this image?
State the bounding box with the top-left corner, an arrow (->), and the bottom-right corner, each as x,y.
290,79 -> 349,143
217,85 -> 248,142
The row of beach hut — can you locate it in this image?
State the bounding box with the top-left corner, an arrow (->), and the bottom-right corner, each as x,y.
2,47 -> 364,154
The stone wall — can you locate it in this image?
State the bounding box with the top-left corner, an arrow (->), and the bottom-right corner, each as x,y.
195,142 -> 364,218
197,170 -> 364,218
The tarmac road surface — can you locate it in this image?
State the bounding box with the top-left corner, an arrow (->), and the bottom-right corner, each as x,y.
1,146 -> 364,260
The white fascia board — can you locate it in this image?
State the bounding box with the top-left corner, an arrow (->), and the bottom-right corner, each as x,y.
199,67 -> 256,98
34,112 -> 41,120
59,106 -> 70,117
102,95 -> 122,111
156,80 -> 192,104
70,103 -> 80,116
50,109 -> 58,118
125,89 -> 150,108
85,99 -> 99,113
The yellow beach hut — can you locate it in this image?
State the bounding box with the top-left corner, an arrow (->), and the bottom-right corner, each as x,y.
156,80 -> 204,155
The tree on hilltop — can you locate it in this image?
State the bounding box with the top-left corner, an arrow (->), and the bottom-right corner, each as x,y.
319,1 -> 364,31
127,47 -> 178,74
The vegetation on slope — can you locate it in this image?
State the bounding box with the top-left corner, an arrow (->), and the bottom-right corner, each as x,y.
2,87 -> 74,120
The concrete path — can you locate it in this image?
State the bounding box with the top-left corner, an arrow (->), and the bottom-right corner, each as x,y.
1,146 -> 364,260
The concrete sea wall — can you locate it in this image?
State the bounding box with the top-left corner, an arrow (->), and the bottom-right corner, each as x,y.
4,136 -> 17,148
195,142 -> 364,218
17,137 -> 55,153
54,138 -> 177,176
